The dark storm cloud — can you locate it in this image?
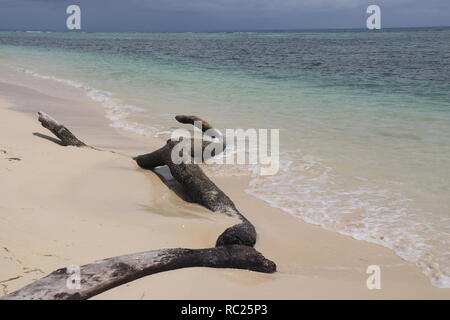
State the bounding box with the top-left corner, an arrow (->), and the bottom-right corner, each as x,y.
0,0 -> 449,31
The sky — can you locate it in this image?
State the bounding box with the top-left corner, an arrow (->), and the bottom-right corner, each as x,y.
0,0 -> 449,31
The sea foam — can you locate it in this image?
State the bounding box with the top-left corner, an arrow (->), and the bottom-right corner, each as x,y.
20,68 -> 158,137
244,150 -> 450,288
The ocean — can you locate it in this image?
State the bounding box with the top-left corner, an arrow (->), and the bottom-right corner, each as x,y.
0,28 -> 449,287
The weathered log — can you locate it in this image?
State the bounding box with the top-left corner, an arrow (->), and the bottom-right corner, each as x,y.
37,111 -> 86,147
2,245 -> 275,300
175,115 -> 215,132
4,112 -> 275,300
136,116 -> 254,247
134,138 -> 257,247
175,115 -> 226,157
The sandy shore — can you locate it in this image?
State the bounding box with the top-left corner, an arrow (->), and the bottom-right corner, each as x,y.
1,65 -> 449,299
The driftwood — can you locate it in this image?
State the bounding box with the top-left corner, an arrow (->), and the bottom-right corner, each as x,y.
0,113 -> 276,300
172,115 -> 226,161
134,116 -> 256,247
2,245 -> 275,300
175,115 -> 215,132
37,111 -> 86,147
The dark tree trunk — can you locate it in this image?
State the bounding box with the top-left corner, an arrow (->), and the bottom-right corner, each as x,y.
2,245 -> 275,300
37,111 -> 86,147
134,137 -> 257,247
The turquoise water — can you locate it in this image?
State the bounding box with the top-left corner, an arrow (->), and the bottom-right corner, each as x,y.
1,29 -> 449,287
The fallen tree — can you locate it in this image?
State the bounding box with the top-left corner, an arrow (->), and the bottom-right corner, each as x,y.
0,112 -> 275,300
134,116 -> 255,247
37,111 -> 86,147
3,245 -> 275,300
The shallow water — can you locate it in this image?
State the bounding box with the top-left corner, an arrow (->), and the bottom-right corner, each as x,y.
1,28 -> 449,287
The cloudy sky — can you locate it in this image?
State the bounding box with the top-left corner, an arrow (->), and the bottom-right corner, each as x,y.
0,0 -> 449,31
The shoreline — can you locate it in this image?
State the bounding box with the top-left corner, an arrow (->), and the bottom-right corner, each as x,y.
0,65 -> 449,299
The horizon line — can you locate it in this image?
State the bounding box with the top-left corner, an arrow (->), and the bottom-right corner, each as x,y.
1,25 -> 450,33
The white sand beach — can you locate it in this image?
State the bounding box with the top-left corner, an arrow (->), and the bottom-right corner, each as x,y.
1,65 -> 449,299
